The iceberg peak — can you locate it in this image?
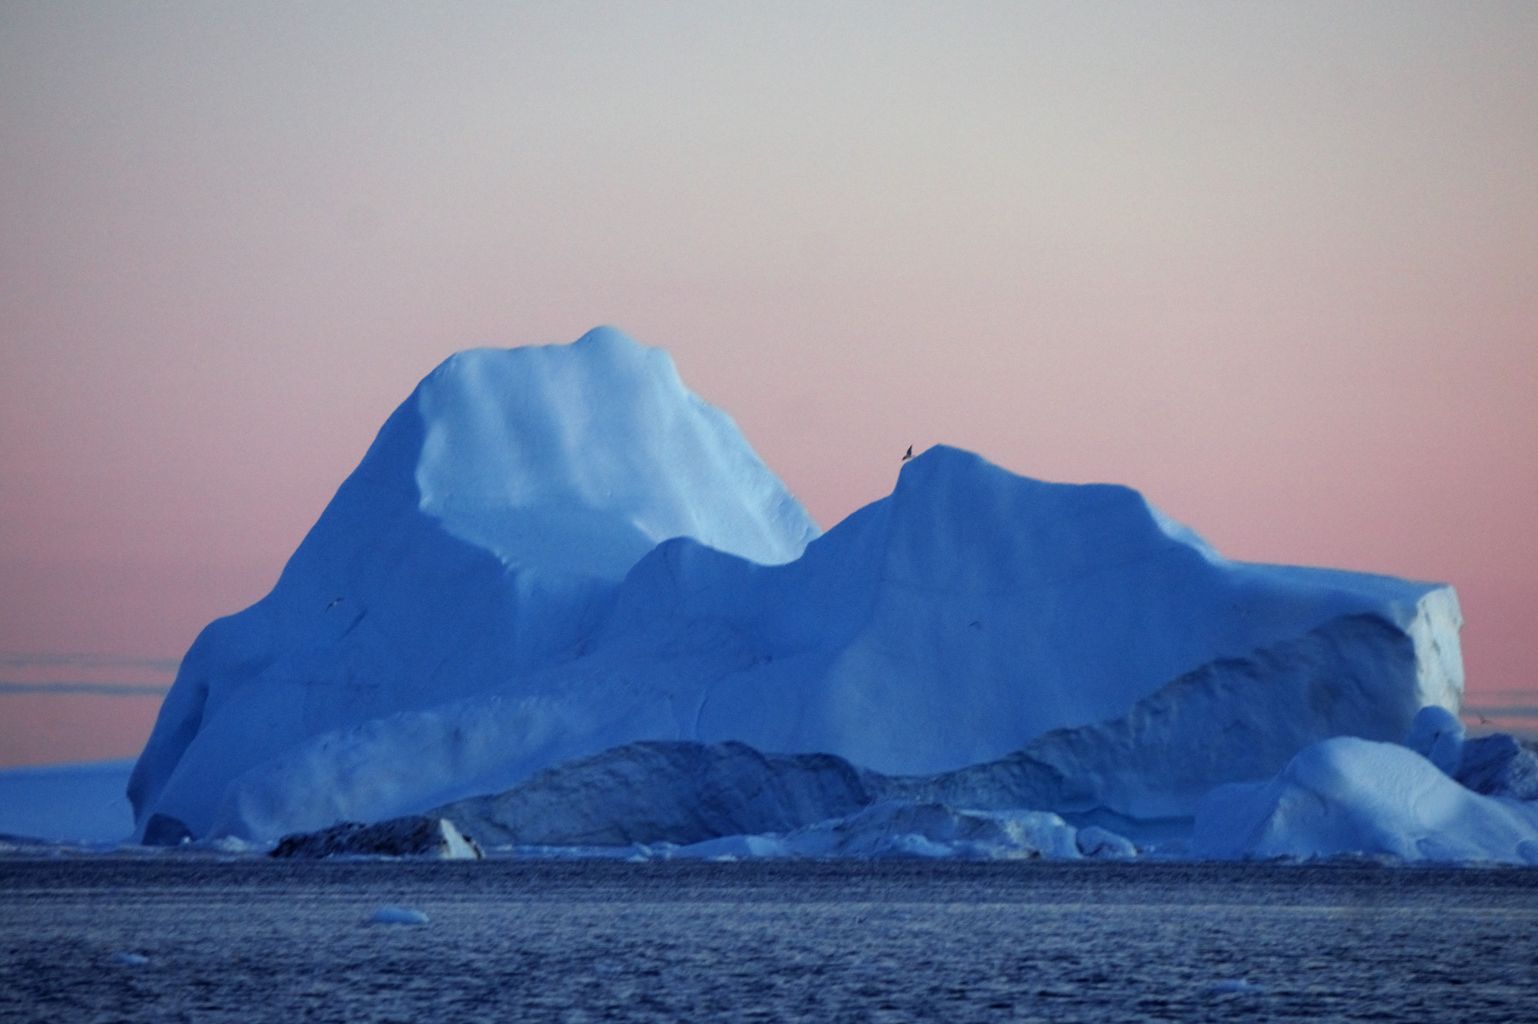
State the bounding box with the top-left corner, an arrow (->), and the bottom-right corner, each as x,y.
571,323 -> 648,350
363,328 -> 819,576
893,445 -> 1212,555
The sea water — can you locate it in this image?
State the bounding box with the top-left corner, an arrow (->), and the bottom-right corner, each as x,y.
2,858 -> 1534,1023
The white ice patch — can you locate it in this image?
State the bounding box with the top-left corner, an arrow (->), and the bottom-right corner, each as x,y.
1076,826 -> 1138,859
1193,737 -> 1538,864
367,906 -> 429,926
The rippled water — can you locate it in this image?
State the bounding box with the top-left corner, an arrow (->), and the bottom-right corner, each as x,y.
2,858 -> 1535,1023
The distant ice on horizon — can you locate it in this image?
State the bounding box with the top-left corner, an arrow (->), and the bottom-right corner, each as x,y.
0,758 -> 133,844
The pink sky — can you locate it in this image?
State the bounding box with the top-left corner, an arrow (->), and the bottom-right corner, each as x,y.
2,2 -> 1535,765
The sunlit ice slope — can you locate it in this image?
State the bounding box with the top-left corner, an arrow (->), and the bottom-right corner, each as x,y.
129,327 -> 820,842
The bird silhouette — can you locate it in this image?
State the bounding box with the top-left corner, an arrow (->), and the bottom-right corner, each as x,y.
902,445 -> 913,461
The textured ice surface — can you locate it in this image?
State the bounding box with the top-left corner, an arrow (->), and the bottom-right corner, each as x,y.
1456,733 -> 1538,800
671,802 -> 1089,861
1192,737 -> 1538,864
434,740 -> 878,848
434,741 -> 1130,859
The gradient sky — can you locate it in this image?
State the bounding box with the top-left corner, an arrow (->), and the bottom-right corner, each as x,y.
2,1 -> 1535,765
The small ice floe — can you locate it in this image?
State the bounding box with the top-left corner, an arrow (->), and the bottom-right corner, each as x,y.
367,905 -> 429,926
205,834 -> 261,855
1206,978 -> 1263,997
110,952 -> 151,967
1075,825 -> 1137,859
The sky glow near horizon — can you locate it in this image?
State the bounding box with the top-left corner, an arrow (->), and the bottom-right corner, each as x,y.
2,2 -> 1535,764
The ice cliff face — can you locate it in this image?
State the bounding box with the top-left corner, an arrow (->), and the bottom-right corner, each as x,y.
130,328 -> 1465,843
432,741 -> 879,848
594,451 -> 1461,780
424,612 -> 1458,849
893,614 -> 1458,834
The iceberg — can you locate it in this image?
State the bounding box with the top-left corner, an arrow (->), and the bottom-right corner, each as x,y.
1192,736 -> 1538,864
129,328 -> 1465,844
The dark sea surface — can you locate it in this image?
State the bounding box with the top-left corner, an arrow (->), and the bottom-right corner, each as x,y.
1,857 -> 1535,1023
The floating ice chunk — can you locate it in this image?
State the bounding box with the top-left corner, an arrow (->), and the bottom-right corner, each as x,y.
368,906 -> 429,926
1193,737 -> 1538,864
976,808 -> 1083,860
772,802 -> 1084,860
1207,978 -> 1262,996
110,952 -> 150,966
1075,825 -> 1137,859
675,834 -> 793,860
203,834 -> 261,855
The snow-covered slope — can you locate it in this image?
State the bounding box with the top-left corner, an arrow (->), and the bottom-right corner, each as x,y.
1192,737 -> 1538,864
131,328 -> 1464,843
130,328 -> 820,842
